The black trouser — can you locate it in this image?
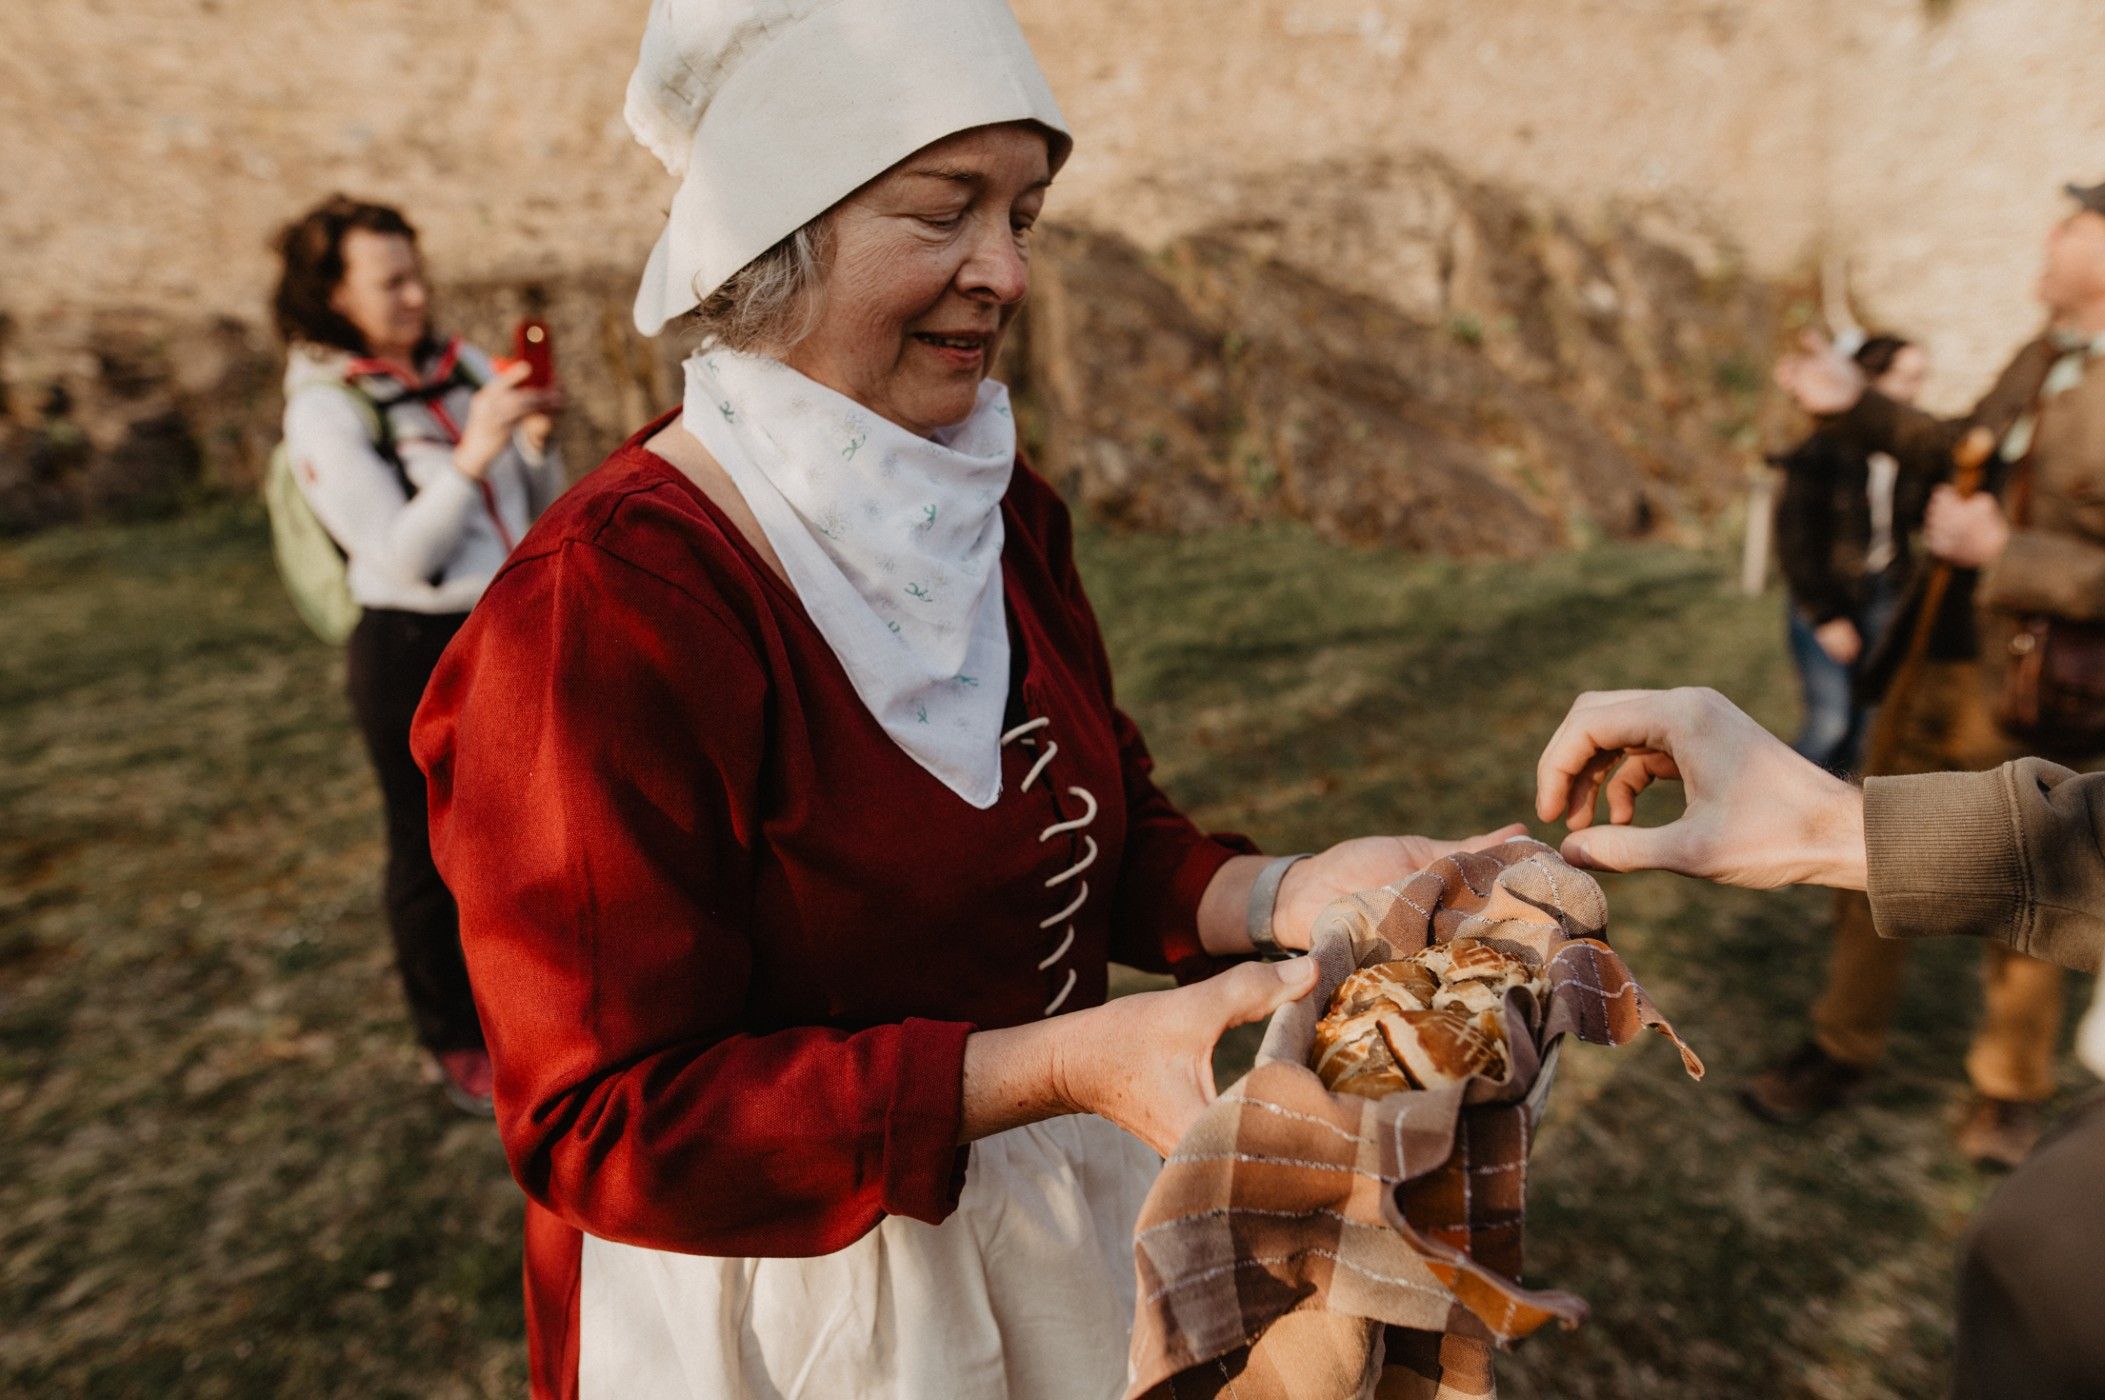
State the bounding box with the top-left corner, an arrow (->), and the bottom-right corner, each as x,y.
1953,1091 -> 2105,1398
345,608 -> 482,1054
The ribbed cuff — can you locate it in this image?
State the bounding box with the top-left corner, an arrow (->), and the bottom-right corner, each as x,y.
879,1017 -> 975,1226
1863,769 -> 2027,949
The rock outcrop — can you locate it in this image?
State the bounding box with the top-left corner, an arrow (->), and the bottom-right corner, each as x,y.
1012,156 -> 1790,553
1,157 -> 1791,555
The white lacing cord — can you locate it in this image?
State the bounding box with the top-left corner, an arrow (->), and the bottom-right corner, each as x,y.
1036,926 -> 1076,971
1040,786 -> 1098,839
1002,716 -> 1099,1016
1000,717 -> 1050,746
1039,881 -> 1089,930
1044,835 -> 1098,889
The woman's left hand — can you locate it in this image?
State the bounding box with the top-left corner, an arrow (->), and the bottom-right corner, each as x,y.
1272,826 -> 1528,951
519,411 -> 557,457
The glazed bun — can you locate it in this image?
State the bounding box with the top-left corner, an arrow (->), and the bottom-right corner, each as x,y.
1311,1009 -> 1414,1098
1378,1007 -> 1508,1090
1431,978 -> 1508,1018
1311,938 -> 1544,1099
1330,961 -> 1439,1018
1419,939 -> 1537,993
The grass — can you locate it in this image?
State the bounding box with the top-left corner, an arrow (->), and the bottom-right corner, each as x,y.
2,502 -> 2086,1397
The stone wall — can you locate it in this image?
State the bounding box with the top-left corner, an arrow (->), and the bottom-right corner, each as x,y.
6,0 -> 2100,541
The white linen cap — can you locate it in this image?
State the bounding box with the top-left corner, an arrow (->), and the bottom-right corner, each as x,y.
625,0 -> 1072,336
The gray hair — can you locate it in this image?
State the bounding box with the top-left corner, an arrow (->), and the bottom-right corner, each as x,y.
682,217 -> 834,354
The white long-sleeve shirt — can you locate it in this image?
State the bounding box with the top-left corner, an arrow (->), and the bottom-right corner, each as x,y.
283,338 -> 565,613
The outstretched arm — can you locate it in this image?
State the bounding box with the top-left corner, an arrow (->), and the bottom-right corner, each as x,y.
1531,687 -> 2105,973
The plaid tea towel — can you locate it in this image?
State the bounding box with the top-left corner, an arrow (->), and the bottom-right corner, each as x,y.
1126,839 -> 1702,1399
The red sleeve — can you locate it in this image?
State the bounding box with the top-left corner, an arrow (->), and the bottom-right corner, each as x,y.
1024,476 -> 1257,982
413,537 -> 971,1258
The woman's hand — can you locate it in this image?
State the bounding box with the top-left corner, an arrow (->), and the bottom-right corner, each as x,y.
1534,687 -> 1867,889
456,361 -> 561,481
1774,331 -> 1867,418
1813,617 -> 1862,666
958,960 -> 1320,1155
1268,827 -> 1526,952
1058,960 -> 1319,1155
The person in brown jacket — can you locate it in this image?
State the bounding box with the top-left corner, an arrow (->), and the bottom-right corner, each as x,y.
1750,181 -> 2105,1165
1535,685 -> 2105,1400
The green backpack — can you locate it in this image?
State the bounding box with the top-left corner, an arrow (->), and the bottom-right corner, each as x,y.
262,361 -> 480,645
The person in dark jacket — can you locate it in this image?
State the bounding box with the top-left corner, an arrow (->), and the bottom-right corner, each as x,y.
1773,333 -> 1932,774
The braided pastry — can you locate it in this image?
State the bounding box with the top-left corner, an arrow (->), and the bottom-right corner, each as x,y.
1311,938 -> 1544,1098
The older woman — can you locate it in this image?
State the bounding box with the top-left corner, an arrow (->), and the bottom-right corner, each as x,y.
413,2 -> 1506,1395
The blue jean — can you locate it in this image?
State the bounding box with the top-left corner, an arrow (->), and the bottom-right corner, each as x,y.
1787,576 -> 1901,776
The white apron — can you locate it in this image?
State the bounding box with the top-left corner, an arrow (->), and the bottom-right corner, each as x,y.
578,1114 -> 1159,1400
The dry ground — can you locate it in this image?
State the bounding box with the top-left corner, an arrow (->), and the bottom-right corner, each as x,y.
3,503 -> 2087,1397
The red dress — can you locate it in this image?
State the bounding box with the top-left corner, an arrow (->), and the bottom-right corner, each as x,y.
412,414 -> 1250,1398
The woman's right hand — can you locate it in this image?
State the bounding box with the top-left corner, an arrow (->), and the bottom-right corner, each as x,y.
1053,959 -> 1318,1156
1774,331 -> 1867,418
456,361 -> 559,481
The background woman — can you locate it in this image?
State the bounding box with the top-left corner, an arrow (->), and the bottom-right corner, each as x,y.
272,194 -> 563,1114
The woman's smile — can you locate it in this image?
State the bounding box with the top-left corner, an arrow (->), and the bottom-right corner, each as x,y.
911,328 -> 992,372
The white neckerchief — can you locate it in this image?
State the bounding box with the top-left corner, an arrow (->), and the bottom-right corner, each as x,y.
682,349 -> 1016,808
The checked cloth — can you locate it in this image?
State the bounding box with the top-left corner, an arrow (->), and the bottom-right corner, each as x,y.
1126,839 -> 1704,1399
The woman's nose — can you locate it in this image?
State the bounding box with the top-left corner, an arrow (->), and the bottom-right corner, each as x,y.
960,225 -> 1030,305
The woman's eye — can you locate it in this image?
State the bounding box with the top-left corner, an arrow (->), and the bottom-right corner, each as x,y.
920,212 -> 966,231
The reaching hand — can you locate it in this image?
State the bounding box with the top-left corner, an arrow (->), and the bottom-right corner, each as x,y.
1058,959 -> 1319,1156
1774,331 -> 1867,418
1533,687 -> 1867,890
1272,826 -> 1529,951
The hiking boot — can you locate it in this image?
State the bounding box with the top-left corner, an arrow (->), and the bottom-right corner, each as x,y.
1956,1095 -> 2044,1171
428,1048 -> 496,1117
1739,1040 -> 1867,1124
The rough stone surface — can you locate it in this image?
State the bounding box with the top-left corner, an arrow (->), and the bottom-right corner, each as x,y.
1015,156 -> 1786,551
3,162 -> 1782,555
10,0 -> 2094,543
8,0 -> 2103,402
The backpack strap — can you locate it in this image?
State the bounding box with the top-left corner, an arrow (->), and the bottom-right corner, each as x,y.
304,379 -> 416,502
302,376 -> 446,586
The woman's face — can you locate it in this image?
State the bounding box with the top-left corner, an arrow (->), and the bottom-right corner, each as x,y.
329,229 -> 431,360
1874,344 -> 1929,405
784,122 -> 1051,437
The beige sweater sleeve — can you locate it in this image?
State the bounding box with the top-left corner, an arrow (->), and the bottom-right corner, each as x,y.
1864,759 -> 2105,973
